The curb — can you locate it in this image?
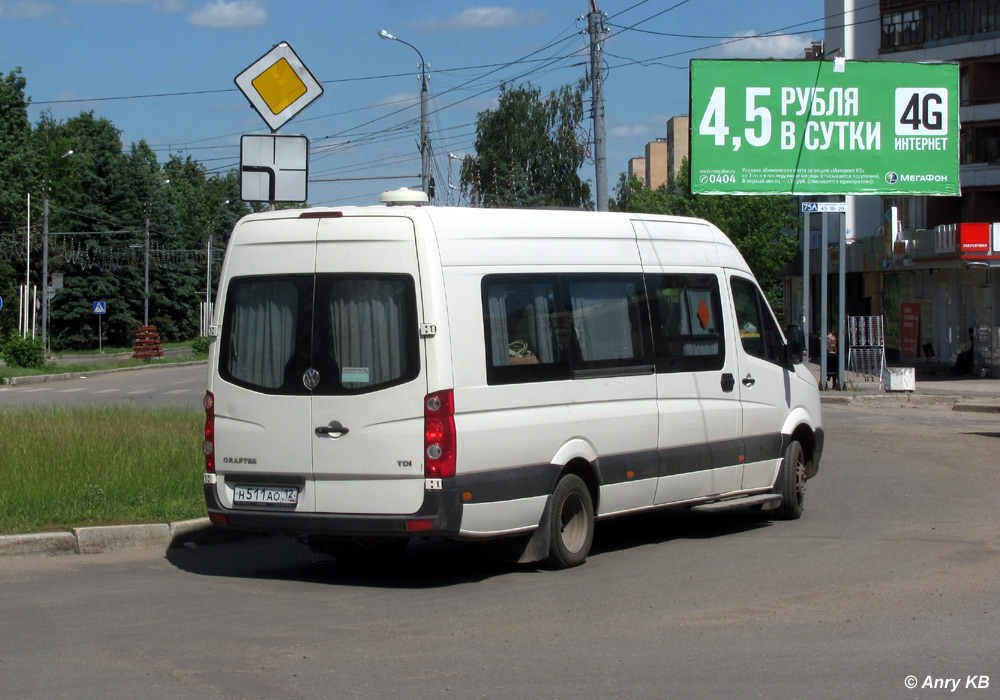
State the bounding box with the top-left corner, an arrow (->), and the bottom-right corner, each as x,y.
2,360 -> 207,386
953,402 -> 1000,414
0,517 -> 216,559
821,393 -> 1000,410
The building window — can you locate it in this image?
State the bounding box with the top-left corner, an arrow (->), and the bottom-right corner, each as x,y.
882,1 -> 1000,52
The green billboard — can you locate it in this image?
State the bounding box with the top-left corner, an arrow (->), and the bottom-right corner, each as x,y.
689,59 -> 959,196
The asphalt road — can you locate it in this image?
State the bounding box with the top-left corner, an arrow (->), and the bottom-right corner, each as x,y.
0,363 -> 207,409
1,403 -> 998,699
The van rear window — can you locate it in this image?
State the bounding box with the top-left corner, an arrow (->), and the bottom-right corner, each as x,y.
220,274 -> 419,395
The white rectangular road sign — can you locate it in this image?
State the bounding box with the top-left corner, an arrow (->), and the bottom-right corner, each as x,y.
241,134 -> 309,203
802,202 -> 847,213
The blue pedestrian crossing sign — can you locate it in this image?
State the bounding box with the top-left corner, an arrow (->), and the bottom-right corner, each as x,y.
93,301 -> 106,314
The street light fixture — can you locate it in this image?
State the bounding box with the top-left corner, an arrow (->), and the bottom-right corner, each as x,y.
378,29 -> 430,198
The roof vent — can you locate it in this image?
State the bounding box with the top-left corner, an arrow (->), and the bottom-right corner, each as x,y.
380,187 -> 429,206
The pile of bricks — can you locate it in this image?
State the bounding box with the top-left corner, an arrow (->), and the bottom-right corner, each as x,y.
132,326 -> 164,360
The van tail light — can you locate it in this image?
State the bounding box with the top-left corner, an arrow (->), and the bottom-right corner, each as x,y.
203,391 -> 215,473
424,390 -> 456,479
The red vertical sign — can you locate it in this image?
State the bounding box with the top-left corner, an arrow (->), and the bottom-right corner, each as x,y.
901,303 -> 921,358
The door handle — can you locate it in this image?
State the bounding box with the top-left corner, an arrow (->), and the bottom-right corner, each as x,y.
721,373 -> 735,392
315,420 -> 349,438
742,374 -> 756,387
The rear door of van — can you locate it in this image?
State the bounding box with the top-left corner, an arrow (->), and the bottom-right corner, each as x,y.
214,213 -> 427,516
309,215 -> 427,515
214,216 -> 319,511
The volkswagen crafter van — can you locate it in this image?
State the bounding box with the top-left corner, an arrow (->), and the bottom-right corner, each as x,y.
203,192 -> 823,568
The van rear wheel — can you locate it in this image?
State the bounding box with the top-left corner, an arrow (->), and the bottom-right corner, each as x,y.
774,440 -> 806,520
546,474 -> 595,569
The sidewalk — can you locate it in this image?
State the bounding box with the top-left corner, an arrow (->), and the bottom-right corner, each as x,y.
809,359 -> 1000,412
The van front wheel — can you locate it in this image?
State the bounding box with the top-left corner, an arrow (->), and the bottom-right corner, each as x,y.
775,440 -> 806,520
546,474 -> 595,569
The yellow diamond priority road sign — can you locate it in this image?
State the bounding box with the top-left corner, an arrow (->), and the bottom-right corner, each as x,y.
235,42 -> 323,132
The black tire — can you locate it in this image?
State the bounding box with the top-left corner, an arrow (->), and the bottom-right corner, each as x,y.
546,474 -> 595,569
775,440 -> 806,520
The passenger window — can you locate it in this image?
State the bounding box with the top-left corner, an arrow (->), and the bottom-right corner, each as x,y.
566,276 -> 650,368
646,274 -> 725,372
483,278 -> 565,384
731,276 -> 784,365
482,274 -> 651,385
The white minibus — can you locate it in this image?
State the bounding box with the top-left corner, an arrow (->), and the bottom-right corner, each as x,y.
203,192 -> 823,568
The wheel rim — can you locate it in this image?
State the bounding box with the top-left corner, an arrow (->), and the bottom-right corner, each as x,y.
793,455 -> 807,507
559,491 -> 588,553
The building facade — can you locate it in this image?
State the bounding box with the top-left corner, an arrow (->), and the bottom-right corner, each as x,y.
796,0 -> 1000,374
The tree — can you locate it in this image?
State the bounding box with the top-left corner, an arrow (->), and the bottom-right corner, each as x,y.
1,67 -> 256,350
614,159 -> 798,309
0,69 -> 37,339
461,81 -> 592,209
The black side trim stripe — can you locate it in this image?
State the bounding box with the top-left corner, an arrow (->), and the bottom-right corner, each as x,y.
457,432 -> 785,505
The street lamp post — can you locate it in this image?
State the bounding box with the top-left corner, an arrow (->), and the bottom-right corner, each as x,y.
140,178 -> 168,328
206,200 -> 229,334
378,29 -> 430,198
42,149 -> 74,351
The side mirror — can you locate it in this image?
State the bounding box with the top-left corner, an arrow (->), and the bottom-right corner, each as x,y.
784,324 -> 805,364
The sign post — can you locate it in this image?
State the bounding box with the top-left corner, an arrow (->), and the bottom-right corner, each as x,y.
93,301 -> 106,353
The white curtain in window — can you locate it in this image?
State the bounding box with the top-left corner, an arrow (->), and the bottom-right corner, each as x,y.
571,283 -> 632,361
229,281 -> 297,389
329,280 -> 405,386
488,294 -> 510,366
530,286 -> 555,363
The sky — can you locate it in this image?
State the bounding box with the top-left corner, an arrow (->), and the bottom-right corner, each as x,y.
2,0 -> 827,207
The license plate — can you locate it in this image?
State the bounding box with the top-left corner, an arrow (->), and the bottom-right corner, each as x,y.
233,485 -> 298,506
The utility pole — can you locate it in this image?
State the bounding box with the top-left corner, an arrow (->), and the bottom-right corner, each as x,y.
42,190 -> 49,350
143,204 -> 150,327
588,0 -> 608,212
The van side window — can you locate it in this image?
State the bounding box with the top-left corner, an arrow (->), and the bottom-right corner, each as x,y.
483,278 -> 565,384
483,274 -> 651,384
221,275 -> 310,392
646,273 -> 725,372
731,276 -> 784,365
566,277 -> 650,368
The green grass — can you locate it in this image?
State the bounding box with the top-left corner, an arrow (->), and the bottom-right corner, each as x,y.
1,352 -> 205,380
0,406 -> 205,535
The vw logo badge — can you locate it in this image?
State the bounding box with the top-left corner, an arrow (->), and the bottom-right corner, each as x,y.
302,368 -> 321,390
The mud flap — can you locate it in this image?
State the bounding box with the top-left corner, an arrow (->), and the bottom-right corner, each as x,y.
515,495 -> 553,564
